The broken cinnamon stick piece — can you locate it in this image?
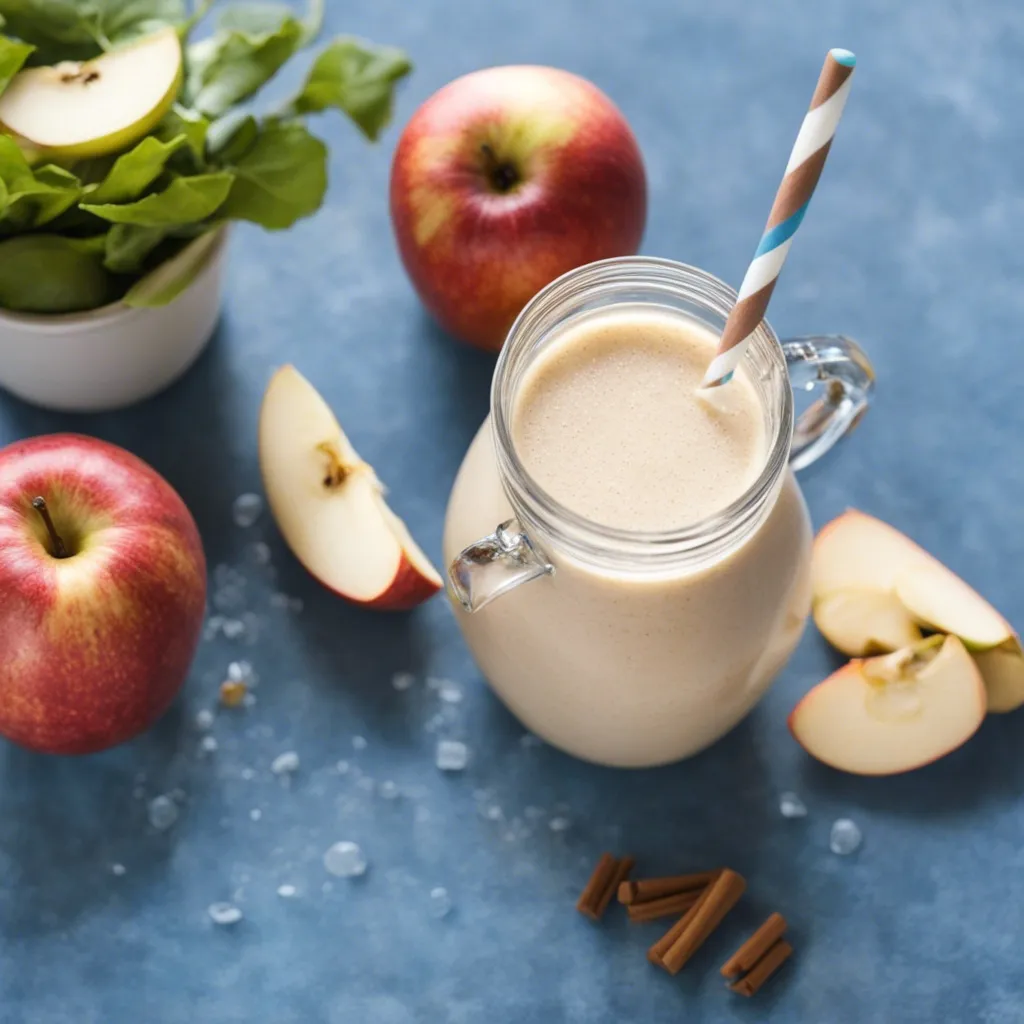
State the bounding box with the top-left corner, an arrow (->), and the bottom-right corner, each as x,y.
594,856 -> 635,919
618,870 -> 720,905
648,884 -> 714,964
728,939 -> 793,997
660,869 -> 747,975
576,853 -> 617,920
721,913 -> 788,978
628,889 -> 701,923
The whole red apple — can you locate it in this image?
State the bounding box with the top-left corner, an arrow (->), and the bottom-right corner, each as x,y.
0,434 -> 206,755
390,65 -> 647,351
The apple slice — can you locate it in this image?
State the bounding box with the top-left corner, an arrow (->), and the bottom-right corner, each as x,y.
0,27 -> 182,161
789,635 -> 986,775
973,642 -> 1024,713
894,560 -> 1012,652
813,589 -> 922,657
259,365 -> 441,610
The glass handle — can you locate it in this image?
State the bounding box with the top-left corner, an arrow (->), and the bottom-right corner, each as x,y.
782,335 -> 875,472
448,518 -> 554,613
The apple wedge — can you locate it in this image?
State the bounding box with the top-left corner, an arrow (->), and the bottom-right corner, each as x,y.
973,642 -> 1024,713
789,635 -> 986,775
259,365 -> 442,610
813,589 -> 922,657
0,27 -> 182,161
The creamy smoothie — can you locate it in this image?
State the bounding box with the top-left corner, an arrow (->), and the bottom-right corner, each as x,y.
444,305 -> 812,767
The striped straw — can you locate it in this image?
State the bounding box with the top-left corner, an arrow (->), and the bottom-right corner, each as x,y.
701,48 -> 857,389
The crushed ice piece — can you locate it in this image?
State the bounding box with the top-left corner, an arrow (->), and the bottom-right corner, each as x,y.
232,493 -> 263,528
271,751 -> 300,775
270,592 -> 290,609
147,795 -> 179,831
378,781 -> 400,800
830,818 -> 862,855
548,816 -> 571,833
195,708 -> 215,731
335,760 -> 350,775
241,611 -> 261,644
277,884 -> 297,898
111,863 -> 126,876
222,619 -> 245,640
391,671 -> 415,692
428,886 -> 452,919
351,736 -> 367,751
780,792 -> 808,819
213,584 -> 245,612
247,541 -> 272,565
438,681 -> 463,704
228,660 -> 255,683
204,615 -> 225,640
424,713 -> 445,733
242,693 -> 257,707
240,767 -> 255,781
323,841 -> 367,878
483,805 -> 503,821
436,740 -> 468,772
249,809 -> 262,822
198,736 -> 218,756
519,733 -> 542,749
208,902 -> 243,925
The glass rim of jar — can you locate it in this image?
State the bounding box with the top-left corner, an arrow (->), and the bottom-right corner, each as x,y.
489,256 -> 794,569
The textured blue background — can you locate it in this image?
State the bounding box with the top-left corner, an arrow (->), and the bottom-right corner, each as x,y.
2,0 -> 1024,1021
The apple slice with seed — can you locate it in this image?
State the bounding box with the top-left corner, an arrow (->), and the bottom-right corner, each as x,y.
259,365 -> 442,610
789,635 -> 986,775
973,642 -> 1024,713
813,589 -> 922,657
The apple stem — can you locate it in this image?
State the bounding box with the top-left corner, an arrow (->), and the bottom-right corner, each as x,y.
479,142 -> 520,193
31,497 -> 69,559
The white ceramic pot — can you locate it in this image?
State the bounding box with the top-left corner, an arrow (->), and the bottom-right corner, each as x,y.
0,229 -> 228,413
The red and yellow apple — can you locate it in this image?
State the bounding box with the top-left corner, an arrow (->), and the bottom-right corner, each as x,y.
259,366 -> 442,610
0,434 -> 206,754
390,65 -> 647,351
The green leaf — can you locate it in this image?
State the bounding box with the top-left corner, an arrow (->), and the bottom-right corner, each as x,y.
218,120 -> 325,229
206,111 -> 256,162
0,34 -> 33,93
187,11 -> 302,118
98,0 -> 187,43
103,222 -> 165,271
123,225 -> 219,305
284,36 -> 411,140
0,136 -> 81,227
88,134 -> 188,203
0,233 -> 113,313
157,104 -> 209,160
81,170 -> 232,225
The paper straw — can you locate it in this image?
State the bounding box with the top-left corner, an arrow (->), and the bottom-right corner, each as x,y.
701,48 -> 856,389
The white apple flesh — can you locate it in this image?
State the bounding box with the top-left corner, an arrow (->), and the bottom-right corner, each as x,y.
258,365 -> 441,610
789,635 -> 986,776
813,588 -> 922,657
973,642 -> 1024,713
0,27 -> 183,161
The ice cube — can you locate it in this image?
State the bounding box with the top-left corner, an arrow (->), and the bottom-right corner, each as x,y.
232,493 -> 263,528
208,902 -> 243,925
435,740 -> 468,772
323,841 -> 367,878
147,795 -> 179,831
830,818 -> 862,855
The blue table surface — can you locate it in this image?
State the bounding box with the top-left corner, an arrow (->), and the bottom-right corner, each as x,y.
3,1 -> 1024,1021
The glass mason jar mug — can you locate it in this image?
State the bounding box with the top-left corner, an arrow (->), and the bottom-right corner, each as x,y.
443,258 -> 874,768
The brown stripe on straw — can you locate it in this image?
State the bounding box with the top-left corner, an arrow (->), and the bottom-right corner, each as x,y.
712,279 -> 777,357
809,52 -> 855,109
764,139 -> 833,231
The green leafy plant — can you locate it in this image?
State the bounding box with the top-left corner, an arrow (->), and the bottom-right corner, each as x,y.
0,0 -> 411,313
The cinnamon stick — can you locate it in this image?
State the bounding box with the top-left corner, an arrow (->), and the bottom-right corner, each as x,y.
647,884 -> 714,964
721,913 -> 788,978
618,870 -> 720,905
576,853 -> 617,919
660,869 -> 747,974
593,856 -> 634,919
628,889 -> 701,923
728,939 -> 793,997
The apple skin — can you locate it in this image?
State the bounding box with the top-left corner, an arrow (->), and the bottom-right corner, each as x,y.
0,434 -> 206,755
390,65 -> 647,351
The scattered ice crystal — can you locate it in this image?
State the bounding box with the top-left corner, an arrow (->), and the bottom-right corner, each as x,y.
148,795 -> 179,831
426,677 -> 444,691
195,709 -> 215,731
199,736 -> 218,755
228,660 -> 254,683
524,806 -> 545,821
222,619 -> 245,640
270,592 -> 290,609
357,777 -> 375,792
335,760 -> 350,775
436,740 -> 468,772
277,884 -> 297,898
271,751 -> 300,775
484,805 -> 503,821
391,672 -> 415,692
548,816 -> 571,833
323,841 -> 367,878
378,781 -> 400,800
232,493 -> 263,528
249,809 -> 262,822
247,541 -> 272,565
204,615 -> 225,640
438,681 -> 463,704
240,768 -> 256,781
830,818 -> 862,856
111,863 -> 126,876
429,887 -> 452,919
351,736 -> 367,751
424,713 -> 445,733
208,902 -> 243,926
780,792 -> 808,819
